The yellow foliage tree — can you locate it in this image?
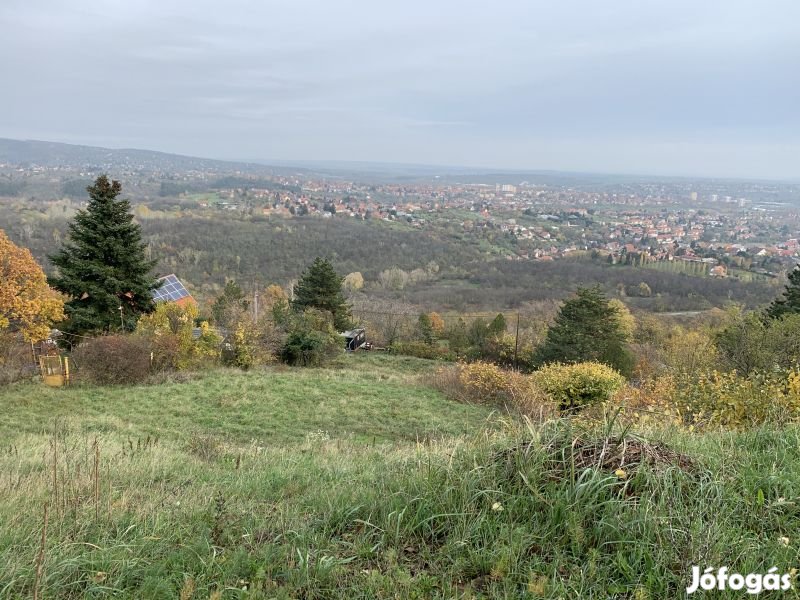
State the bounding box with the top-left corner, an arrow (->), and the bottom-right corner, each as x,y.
608,299 -> 635,342
137,301 -> 221,369
428,312 -> 445,336
0,229 -> 64,342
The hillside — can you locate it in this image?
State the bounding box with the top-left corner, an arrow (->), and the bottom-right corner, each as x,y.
2,355 -> 800,598
0,138 -> 268,174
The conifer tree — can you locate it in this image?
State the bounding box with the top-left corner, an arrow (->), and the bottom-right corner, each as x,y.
49,176 -> 158,334
292,257 -> 352,331
766,264 -> 800,320
534,285 -> 634,376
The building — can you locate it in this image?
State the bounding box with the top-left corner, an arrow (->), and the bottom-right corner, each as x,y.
152,274 -> 196,307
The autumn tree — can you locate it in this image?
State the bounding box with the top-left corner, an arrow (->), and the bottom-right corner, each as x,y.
49,176 -> 159,334
342,272 -> 365,293
428,312 -> 445,336
0,230 -> 65,341
261,284 -> 290,323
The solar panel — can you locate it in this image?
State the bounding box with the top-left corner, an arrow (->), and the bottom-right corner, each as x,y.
153,274 -> 191,303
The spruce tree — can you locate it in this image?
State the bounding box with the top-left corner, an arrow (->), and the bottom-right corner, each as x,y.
766,264 -> 800,320
50,176 -> 159,334
292,257 -> 352,331
534,285 -> 634,376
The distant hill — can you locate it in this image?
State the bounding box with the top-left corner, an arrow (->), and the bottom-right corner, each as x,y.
0,138 -> 280,175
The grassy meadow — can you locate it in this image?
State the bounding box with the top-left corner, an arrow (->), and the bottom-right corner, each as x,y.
2,354 -> 800,598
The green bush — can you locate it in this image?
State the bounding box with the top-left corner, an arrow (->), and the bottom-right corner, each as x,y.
532,361 -> 625,411
280,309 -> 341,367
280,329 -> 340,366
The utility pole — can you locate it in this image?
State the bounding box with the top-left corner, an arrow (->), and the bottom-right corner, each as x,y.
513,313 -> 520,371
119,305 -> 124,331
253,289 -> 259,322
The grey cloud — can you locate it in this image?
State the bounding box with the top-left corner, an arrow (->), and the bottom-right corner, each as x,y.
1,0 -> 798,178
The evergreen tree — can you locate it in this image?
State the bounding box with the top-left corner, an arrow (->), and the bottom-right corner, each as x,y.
766,264 -> 800,320
211,279 -> 250,327
292,257 -> 352,331
488,313 -> 507,336
417,313 -> 435,345
534,285 -> 634,376
49,176 -> 158,334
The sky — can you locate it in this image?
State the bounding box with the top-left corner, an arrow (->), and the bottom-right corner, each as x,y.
1,0 -> 798,179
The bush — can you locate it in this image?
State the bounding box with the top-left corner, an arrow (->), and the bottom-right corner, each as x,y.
279,309 -> 341,367
229,322 -> 255,370
72,335 -> 152,385
0,332 -> 34,385
673,369 -> 800,429
577,375 -> 682,428
430,361 -> 554,419
391,341 -> 455,361
532,362 -> 625,412
280,329 -> 340,367
138,303 -> 221,370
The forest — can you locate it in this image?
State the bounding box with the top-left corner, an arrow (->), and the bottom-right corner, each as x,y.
0,196 -> 779,313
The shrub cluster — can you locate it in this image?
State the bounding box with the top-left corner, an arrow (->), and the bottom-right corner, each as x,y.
279,309 -> 341,367
531,362 -> 626,412
673,369 -> 800,429
431,361 -> 554,419
0,332 -> 34,385
72,335 -> 152,385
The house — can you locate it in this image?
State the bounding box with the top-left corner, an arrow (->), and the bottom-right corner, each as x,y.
709,265 -> 727,278
152,274 -> 197,307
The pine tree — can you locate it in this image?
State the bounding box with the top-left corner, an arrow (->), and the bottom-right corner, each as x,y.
766,264 -> 800,320
211,280 -> 250,327
417,313 -> 435,345
292,257 -> 352,331
534,285 -> 634,376
49,176 -> 159,334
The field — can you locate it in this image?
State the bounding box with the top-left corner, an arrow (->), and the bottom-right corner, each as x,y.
2,355 -> 800,598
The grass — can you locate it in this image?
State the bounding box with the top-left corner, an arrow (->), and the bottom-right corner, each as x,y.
0,354 -> 492,446
2,354 -> 800,598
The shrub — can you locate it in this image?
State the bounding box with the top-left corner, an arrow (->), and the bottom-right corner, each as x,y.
673,369 -> 800,429
279,309 -> 341,367
229,322 -> 255,370
431,361 -> 554,419
72,335 -> 152,385
0,332 -> 34,385
280,329 -> 340,367
138,303 -> 221,370
391,341 -> 454,361
578,375 -> 683,428
532,362 -> 626,412
145,333 -> 186,372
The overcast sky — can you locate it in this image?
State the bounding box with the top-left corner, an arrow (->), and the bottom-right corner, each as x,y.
1,1 -> 798,179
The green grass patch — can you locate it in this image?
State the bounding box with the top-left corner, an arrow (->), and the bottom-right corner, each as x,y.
0,354 -> 492,446
2,355 -> 800,598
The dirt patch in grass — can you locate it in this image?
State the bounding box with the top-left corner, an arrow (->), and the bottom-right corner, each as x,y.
562,436 -> 697,473
497,435 -> 697,476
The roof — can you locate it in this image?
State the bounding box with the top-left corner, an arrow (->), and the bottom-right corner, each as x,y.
152,274 -> 195,305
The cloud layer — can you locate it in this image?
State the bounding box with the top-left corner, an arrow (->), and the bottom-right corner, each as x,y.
2,0 -> 798,178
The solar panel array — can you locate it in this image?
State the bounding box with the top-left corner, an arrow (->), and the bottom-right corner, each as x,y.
153,274 -> 191,303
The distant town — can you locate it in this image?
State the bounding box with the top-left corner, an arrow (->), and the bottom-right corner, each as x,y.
3,138 -> 798,285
